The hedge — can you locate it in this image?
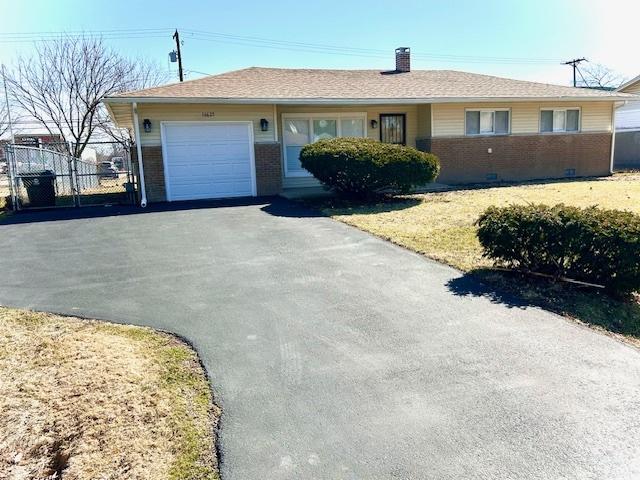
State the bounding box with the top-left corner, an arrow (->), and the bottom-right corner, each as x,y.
299,137 -> 440,198
476,204 -> 640,295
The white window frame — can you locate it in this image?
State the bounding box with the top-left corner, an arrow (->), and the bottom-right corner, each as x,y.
464,108 -> 511,136
539,107 -> 581,134
282,112 -> 367,178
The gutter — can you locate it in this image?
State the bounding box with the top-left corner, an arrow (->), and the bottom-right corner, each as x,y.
610,100 -> 627,174
103,95 -> 635,106
131,102 -> 148,208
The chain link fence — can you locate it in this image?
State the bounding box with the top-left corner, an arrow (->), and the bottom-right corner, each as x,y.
0,142 -> 9,208
4,141 -> 137,210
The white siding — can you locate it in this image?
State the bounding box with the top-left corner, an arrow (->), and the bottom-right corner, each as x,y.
581,102 -> 613,132
616,101 -> 640,130
417,104 -> 431,138
622,82 -> 640,95
432,101 -> 614,137
135,103 -> 276,146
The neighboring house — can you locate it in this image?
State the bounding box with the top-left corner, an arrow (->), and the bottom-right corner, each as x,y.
103,48 -> 633,205
614,74 -> 640,168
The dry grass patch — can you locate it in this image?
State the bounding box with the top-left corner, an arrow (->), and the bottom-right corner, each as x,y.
0,308 -> 220,480
315,174 -> 640,342
327,174 -> 640,272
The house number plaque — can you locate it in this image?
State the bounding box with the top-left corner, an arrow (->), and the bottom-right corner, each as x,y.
201,112 -> 215,117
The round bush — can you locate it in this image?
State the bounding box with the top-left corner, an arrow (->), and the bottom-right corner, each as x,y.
476,204 -> 640,295
299,137 -> 440,198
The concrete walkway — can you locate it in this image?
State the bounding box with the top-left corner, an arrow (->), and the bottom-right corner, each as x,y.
1,198 -> 639,479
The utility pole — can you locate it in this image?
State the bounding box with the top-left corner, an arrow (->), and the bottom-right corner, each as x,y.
563,58 -> 587,87
173,29 -> 184,82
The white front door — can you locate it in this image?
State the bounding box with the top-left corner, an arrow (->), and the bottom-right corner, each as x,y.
161,122 -> 256,201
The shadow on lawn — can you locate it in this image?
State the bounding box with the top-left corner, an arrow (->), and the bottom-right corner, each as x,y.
447,268 -> 640,340
301,195 -> 422,216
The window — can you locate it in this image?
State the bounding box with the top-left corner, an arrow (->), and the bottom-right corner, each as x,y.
465,109 -> 510,135
540,108 -> 580,133
341,118 -> 365,137
283,119 -> 310,177
313,119 -> 337,141
380,114 -> 406,145
282,113 -> 366,177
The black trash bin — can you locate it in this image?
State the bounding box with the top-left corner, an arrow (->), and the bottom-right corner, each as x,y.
21,170 -> 56,207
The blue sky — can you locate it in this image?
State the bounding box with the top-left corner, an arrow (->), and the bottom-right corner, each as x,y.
1,0 -> 639,86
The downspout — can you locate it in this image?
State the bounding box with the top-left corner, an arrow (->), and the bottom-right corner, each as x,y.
610,101 -> 626,174
273,104 -> 278,142
132,102 -> 148,207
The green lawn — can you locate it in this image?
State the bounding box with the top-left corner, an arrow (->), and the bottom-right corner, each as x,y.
317,173 -> 640,345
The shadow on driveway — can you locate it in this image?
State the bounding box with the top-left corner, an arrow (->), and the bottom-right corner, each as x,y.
446,269 -> 530,309
0,196 -> 323,225
447,268 -> 640,340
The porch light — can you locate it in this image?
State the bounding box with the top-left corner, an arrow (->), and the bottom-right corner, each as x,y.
260,118 -> 269,132
370,119 -> 378,129
143,119 -> 152,133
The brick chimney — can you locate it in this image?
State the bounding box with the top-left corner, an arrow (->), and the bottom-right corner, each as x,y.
395,47 -> 410,73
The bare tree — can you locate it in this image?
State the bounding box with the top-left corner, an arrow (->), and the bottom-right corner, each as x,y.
0,69 -> 13,139
0,99 -> 9,139
578,63 -> 626,90
96,59 -> 170,146
6,36 -> 168,157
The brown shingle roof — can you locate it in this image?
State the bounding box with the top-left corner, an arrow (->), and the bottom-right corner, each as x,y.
107,67 -> 634,102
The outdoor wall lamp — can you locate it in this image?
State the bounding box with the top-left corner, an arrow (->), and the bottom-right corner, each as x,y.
143,119 -> 152,133
260,118 -> 269,132
370,119 -> 378,129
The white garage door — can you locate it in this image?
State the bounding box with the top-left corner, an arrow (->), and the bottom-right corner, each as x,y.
162,122 -> 256,201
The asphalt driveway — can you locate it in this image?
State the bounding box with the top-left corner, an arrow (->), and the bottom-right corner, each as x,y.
1,198 -> 640,479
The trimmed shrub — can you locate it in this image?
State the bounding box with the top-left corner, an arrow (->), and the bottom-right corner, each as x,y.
299,137 -> 440,198
476,204 -> 640,295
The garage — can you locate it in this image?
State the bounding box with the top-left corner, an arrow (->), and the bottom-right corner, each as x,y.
161,122 -> 256,201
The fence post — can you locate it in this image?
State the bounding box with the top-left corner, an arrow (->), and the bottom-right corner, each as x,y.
125,141 -> 136,205
5,144 -> 19,211
67,156 -> 80,207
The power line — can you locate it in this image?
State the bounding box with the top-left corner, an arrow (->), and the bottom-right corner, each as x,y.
183,29 -> 560,64
185,69 -> 211,76
184,32 -> 559,65
0,28 -> 172,38
0,28 -> 564,66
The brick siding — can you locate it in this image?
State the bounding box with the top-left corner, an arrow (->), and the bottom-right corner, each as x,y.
428,132 -> 612,184
131,146 -> 167,203
254,142 -> 282,195
131,143 -> 283,203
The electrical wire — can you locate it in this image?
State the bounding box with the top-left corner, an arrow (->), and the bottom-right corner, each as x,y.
0,28 -> 563,65
182,29 -> 560,64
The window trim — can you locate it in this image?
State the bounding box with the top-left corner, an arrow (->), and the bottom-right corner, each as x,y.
464,108 -> 511,136
539,107 -> 581,134
281,112 -> 367,178
379,113 -> 407,145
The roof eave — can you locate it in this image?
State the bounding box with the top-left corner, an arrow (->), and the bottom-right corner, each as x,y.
616,74 -> 640,93
103,95 -> 631,105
